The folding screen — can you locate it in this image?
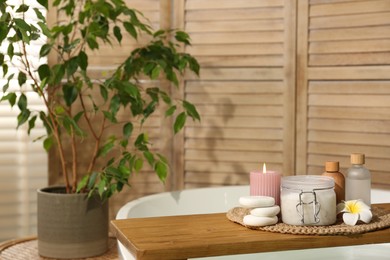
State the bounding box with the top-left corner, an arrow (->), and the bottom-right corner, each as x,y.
296,0 -> 390,188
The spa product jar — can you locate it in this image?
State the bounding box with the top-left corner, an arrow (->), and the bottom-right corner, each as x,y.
281,175 -> 336,226
346,153 -> 371,206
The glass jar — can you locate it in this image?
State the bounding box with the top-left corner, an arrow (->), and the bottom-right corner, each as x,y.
281,175 -> 336,226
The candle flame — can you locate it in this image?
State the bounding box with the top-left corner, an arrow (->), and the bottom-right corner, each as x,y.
262,163 -> 267,174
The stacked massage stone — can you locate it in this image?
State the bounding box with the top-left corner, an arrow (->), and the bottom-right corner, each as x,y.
239,196 -> 280,227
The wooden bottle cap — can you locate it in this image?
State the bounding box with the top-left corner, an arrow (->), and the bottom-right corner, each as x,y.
325,161 -> 339,172
351,153 -> 365,164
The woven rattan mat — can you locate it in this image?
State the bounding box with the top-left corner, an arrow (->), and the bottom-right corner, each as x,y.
0,237 -> 118,260
227,205 -> 390,236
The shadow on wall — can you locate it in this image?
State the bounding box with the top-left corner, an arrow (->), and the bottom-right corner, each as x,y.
202,97 -> 248,186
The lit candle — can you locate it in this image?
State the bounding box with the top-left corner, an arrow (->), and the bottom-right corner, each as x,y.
250,163 -> 281,205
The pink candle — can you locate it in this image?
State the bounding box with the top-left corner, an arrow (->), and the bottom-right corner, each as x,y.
250,163 -> 281,205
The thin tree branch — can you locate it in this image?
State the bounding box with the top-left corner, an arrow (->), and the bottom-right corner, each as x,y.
20,41 -> 70,193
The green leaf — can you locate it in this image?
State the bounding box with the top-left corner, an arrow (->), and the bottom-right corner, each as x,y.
153,29 -> 165,38
78,51 -> 88,71
37,22 -> 50,37
14,18 -> 31,32
62,115 -> 85,136
156,153 -> 168,164
62,84 -> 78,106
39,77 -> 48,90
86,36 -> 98,49
88,172 -> 98,189
0,23 -> 9,43
160,90 -> 171,105
97,139 -> 115,157
17,93 -> 27,110
7,44 -> 14,59
119,164 -> 131,176
167,70 -> 178,87
130,100 -> 143,117
1,82 -> 9,93
146,87 -> 159,102
76,175 -> 89,193
18,72 -> 27,86
17,109 -> 31,128
174,112 -> 186,134
73,111 -> 84,122
188,56 -> 200,75
116,182 -> 124,192
120,139 -> 128,148
134,158 -> 143,172
123,122 -> 133,139
155,161 -> 167,183
103,111 -> 117,123
165,105 -> 176,117
98,179 -> 106,197
122,82 -> 140,98
106,166 -> 122,179
39,111 -> 52,134
143,62 -> 155,75
51,64 -> 65,85
143,151 -> 155,166
16,4 -> 29,13
151,66 -> 160,80
34,8 -> 46,21
63,38 -> 81,53
99,85 -> 108,101
109,95 -> 120,114
39,44 -> 52,57
27,115 -> 37,135
38,64 -> 51,80
66,57 -> 79,76
175,31 -> 191,45
62,23 -> 73,35
113,25 -> 122,43
37,0 -> 48,9
43,136 -> 53,151
1,93 -> 17,107
183,100 -> 200,121
2,64 -> 8,77
52,0 -> 61,6
123,22 -> 137,39
16,28 -> 30,44
142,101 -> 156,121
134,133 -> 148,151
54,105 -> 65,115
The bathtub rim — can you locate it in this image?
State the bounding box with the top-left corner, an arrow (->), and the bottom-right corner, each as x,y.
115,185 -> 248,220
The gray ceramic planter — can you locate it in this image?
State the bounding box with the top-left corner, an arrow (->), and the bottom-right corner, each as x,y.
37,186 -> 108,258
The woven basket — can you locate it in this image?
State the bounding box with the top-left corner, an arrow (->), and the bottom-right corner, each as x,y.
227,205 -> 390,235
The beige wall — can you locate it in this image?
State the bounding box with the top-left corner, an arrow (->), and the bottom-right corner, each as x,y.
48,0 -> 390,219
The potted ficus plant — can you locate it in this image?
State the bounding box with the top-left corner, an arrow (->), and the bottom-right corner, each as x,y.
0,0 -> 200,258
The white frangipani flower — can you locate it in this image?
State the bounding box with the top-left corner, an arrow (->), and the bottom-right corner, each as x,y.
337,200 -> 372,226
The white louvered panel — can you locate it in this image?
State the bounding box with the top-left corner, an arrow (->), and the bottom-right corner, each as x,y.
0,1 -> 47,241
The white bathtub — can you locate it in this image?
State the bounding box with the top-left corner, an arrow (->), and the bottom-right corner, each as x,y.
116,186 -> 390,260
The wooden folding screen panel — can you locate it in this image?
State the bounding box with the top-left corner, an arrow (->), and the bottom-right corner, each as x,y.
173,0 -> 296,189
296,0 -> 390,188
